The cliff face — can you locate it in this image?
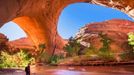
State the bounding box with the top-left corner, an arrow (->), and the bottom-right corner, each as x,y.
0,0 -> 134,55
0,33 -> 35,53
8,37 -> 35,51
0,33 -> 9,50
75,19 -> 134,52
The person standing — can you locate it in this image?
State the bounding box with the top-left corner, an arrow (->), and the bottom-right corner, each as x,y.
25,63 -> 31,75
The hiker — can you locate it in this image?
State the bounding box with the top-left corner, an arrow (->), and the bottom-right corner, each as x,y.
25,63 -> 31,75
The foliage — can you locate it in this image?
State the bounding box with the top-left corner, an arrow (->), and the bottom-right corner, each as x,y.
0,50 -> 35,68
83,45 -> 115,61
35,43 -> 50,63
83,46 -> 97,57
98,51 -> 115,61
99,32 -> 111,52
128,32 -> 134,45
64,37 -> 81,57
120,50 -> 134,61
49,54 -> 64,64
97,32 -> 115,61
119,32 -> 134,61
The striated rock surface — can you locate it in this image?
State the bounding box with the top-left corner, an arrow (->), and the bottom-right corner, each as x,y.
0,33 -> 35,53
75,19 -> 134,53
0,0 -> 134,55
8,37 -> 35,51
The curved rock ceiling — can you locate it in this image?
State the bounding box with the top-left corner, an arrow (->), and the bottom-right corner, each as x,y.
0,0 -> 134,55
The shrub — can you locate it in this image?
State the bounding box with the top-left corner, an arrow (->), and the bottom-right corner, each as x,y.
118,32 -> 134,61
98,51 -> 115,62
35,44 -> 50,63
99,32 -> 111,52
49,55 -> 64,64
83,46 -> 97,57
64,37 -> 81,57
120,50 -> 134,61
128,32 -> 134,46
0,50 -> 35,68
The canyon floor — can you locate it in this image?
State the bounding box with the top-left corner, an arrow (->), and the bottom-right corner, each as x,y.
1,65 -> 134,75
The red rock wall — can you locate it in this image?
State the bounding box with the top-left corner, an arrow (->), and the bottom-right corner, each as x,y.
84,19 -> 134,52
0,0 -> 134,55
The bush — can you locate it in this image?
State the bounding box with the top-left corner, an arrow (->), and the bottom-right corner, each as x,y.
35,44 -> 51,63
120,50 -> 134,61
64,37 -> 81,57
49,55 -> 64,64
118,32 -> 134,61
0,50 -> 35,68
98,51 -> 115,62
128,32 -> 134,46
83,46 -> 97,57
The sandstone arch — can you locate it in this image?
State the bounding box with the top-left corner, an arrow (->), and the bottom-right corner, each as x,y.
0,0 -> 134,55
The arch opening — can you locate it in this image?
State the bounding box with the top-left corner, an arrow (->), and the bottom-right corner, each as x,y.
0,20 -> 35,52
58,3 -> 134,39
0,21 -> 27,41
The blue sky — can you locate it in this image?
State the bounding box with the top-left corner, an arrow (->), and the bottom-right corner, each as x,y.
0,3 -> 133,40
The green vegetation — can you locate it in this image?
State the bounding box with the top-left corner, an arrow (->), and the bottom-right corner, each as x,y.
0,50 -> 35,68
82,32 -> 115,61
99,32 -> 111,52
35,44 -> 49,63
83,46 -> 97,57
64,37 -> 81,57
49,55 -> 64,64
98,51 -> 115,61
2,31 -> 134,67
119,32 -> 134,61
98,32 -> 115,61
63,33 -> 116,62
120,50 -> 134,61
35,44 -> 64,64
128,32 -> 134,50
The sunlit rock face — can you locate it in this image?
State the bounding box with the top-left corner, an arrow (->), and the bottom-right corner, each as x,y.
75,19 -> 134,52
8,37 -> 35,50
0,0 -> 134,55
0,33 -> 35,53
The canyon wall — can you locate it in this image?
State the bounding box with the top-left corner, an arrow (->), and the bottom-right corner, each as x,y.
0,0 -> 134,55
75,19 -> 134,53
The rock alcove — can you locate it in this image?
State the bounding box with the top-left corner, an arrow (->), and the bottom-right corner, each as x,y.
0,0 -> 134,55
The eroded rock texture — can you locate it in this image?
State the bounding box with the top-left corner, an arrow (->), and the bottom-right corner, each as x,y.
75,19 -> 134,53
0,0 -> 134,55
8,37 -> 35,51
0,33 -> 35,54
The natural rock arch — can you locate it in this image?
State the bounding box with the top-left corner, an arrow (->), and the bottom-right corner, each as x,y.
0,0 -> 134,55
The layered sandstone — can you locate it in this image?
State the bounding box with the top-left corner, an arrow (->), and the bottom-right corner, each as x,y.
0,33 -> 35,53
8,37 -> 35,51
75,19 -> 134,52
0,0 -> 134,55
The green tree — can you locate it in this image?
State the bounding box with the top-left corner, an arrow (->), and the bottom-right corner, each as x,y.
35,43 -> 50,63
99,32 -> 111,52
119,32 -> 134,61
128,32 -> 134,50
64,37 -> 81,57
98,32 -> 115,61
